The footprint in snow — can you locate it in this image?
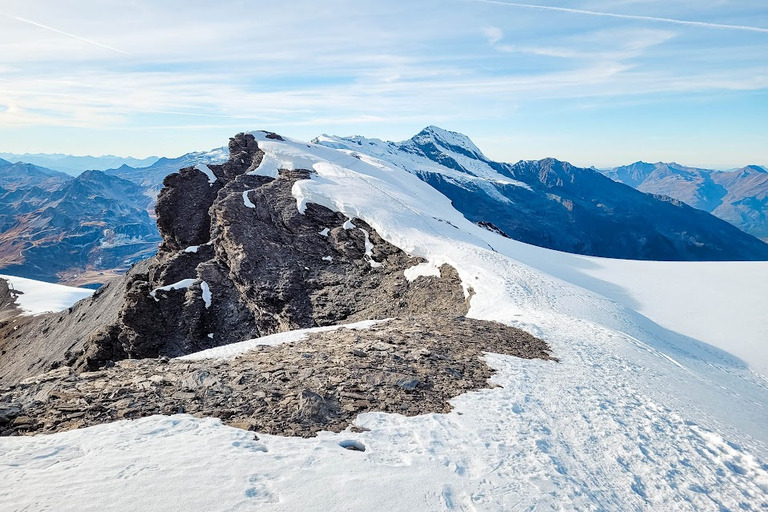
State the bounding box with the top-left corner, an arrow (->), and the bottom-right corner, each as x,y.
339,439 -> 366,452
232,440 -> 268,453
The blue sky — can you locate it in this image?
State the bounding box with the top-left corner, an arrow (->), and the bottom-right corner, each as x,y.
0,0 -> 766,168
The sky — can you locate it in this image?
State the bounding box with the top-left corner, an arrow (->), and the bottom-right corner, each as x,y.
0,0 -> 766,168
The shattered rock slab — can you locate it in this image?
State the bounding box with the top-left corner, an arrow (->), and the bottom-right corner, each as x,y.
0,316 -> 554,438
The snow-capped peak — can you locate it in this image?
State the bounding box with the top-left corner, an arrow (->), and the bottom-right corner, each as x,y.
406,125 -> 487,161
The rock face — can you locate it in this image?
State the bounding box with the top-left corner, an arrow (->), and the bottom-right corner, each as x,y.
0,131 -> 555,439
0,277 -> 20,323
0,316 -> 554,437
0,133 -> 470,385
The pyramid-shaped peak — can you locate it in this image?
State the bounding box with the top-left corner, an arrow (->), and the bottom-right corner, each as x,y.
409,126 -> 487,159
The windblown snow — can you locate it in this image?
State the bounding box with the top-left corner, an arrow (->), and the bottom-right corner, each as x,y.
178,319 -> 385,361
0,274 -> 93,315
2,133 -> 768,511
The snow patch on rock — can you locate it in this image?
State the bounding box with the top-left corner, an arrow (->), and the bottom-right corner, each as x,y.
178,319 -> 385,361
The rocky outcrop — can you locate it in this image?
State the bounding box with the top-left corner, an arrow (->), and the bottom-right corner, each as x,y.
79,133 -> 470,370
0,316 -> 554,437
0,131 -> 557,439
0,133 -> 471,384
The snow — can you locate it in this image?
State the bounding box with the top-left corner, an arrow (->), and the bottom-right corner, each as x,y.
342,218 -> 355,229
183,245 -> 199,253
0,274 -> 93,315
4,132 -> 768,511
194,163 -> 217,184
313,132 -> 532,196
242,190 -> 256,208
359,228 -> 382,268
318,227 -> 329,236
322,256 -> 333,262
178,320 -> 384,361
403,260 -> 442,281
149,278 -> 196,301
200,281 -> 212,309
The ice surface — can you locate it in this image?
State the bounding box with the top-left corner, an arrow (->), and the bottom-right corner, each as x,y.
0,274 -> 93,315
200,281 -> 211,309
359,228 -> 382,268
242,190 -> 256,208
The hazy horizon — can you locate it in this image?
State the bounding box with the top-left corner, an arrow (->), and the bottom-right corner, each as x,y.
1,1 -> 766,168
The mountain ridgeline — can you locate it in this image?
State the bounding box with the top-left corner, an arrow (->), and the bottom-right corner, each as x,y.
316,127 -> 768,261
0,161 -> 160,285
1,127 -> 766,289
0,153 -> 160,177
602,162 -> 768,242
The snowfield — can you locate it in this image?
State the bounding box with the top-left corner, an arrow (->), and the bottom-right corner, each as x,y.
2,133 -> 768,511
0,274 -> 93,315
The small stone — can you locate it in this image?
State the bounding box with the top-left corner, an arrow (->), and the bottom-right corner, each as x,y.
0,404 -> 22,424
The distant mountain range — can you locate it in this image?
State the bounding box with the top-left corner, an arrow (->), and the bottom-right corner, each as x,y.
1,128 -> 766,286
0,158 -> 71,191
0,164 -> 160,285
316,126 -> 768,261
0,152 -> 159,176
105,147 -> 228,198
601,162 -> 768,242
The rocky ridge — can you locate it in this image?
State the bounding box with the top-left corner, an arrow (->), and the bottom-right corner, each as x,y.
78,132 -> 470,370
0,132 -> 554,437
0,316 -> 553,437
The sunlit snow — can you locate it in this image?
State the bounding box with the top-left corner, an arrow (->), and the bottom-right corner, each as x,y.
2,133 -> 768,511
0,274 -> 93,315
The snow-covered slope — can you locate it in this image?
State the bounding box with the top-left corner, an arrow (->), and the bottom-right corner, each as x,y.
2,133 -> 768,511
316,128 -> 768,262
0,274 -> 93,315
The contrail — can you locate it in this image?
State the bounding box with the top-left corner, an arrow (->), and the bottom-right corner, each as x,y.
468,0 -> 768,34
0,12 -> 132,55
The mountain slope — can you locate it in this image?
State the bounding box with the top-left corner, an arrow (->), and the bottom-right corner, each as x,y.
2,131 -> 767,511
0,170 -> 160,284
315,127 -> 768,261
0,159 -> 72,191
604,162 -> 768,241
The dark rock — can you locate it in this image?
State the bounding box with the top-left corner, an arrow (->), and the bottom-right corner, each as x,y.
0,403 -> 21,425
156,166 -> 220,251
0,316 -> 554,437
0,132 -> 472,383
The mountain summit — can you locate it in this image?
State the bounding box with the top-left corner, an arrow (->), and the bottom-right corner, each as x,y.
317,127 -> 768,261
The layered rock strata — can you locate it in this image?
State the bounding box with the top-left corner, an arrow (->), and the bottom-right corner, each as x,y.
0,316 -> 554,437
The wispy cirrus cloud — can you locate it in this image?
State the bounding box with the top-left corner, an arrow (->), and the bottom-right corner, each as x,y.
0,0 -> 765,166
0,11 -> 132,55
467,0 -> 768,33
